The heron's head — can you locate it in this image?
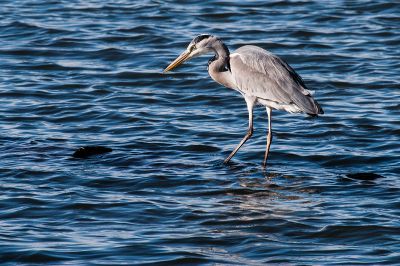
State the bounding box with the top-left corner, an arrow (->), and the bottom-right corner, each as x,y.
163,34 -> 217,73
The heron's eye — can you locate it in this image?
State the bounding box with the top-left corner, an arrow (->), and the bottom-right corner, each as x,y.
190,45 -> 196,52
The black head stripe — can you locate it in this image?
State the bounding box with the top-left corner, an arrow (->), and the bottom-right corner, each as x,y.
193,34 -> 212,44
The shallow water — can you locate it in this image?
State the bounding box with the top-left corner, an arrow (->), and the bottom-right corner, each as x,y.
0,1 -> 399,264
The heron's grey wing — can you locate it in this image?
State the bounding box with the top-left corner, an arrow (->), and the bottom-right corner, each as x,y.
230,45 -> 323,115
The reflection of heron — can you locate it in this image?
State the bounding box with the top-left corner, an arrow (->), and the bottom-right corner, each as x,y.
164,34 -> 323,168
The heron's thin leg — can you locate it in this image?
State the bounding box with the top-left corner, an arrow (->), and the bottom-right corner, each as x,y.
263,107 -> 273,168
224,97 -> 255,164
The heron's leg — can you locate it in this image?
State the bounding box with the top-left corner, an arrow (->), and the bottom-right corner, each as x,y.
263,107 -> 273,168
224,97 -> 255,164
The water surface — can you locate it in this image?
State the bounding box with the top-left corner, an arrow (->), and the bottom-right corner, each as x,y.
0,0 -> 399,264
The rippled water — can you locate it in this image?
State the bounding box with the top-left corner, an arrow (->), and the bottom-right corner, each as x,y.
1,1 -> 399,264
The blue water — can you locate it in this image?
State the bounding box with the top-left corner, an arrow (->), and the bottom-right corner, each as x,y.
1,1 -> 399,264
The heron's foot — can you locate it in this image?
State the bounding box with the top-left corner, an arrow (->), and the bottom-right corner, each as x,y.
223,157 -> 231,164
262,154 -> 270,170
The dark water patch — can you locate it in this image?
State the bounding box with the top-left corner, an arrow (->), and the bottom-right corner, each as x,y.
1,250 -> 73,264
199,11 -> 239,20
181,144 -> 220,153
46,38 -> 95,48
72,146 -> 112,158
0,48 -> 73,57
0,21 -> 72,36
309,224 -> 399,244
345,172 -> 384,181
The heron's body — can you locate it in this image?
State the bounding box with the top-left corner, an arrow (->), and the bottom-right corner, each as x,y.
164,35 -> 323,168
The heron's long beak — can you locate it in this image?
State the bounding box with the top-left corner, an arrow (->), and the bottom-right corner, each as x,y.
163,50 -> 191,73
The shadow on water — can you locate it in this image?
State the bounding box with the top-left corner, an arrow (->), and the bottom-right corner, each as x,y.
206,159 -> 321,201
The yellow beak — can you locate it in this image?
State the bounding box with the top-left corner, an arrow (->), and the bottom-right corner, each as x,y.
163,50 -> 191,73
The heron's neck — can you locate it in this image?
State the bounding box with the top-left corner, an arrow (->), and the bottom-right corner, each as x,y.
210,40 -> 230,71
208,40 -> 236,89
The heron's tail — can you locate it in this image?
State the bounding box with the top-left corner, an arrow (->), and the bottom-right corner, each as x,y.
307,98 -> 324,117
315,99 -> 324,114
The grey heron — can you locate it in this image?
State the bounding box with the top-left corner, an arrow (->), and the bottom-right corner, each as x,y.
164,34 -> 323,168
